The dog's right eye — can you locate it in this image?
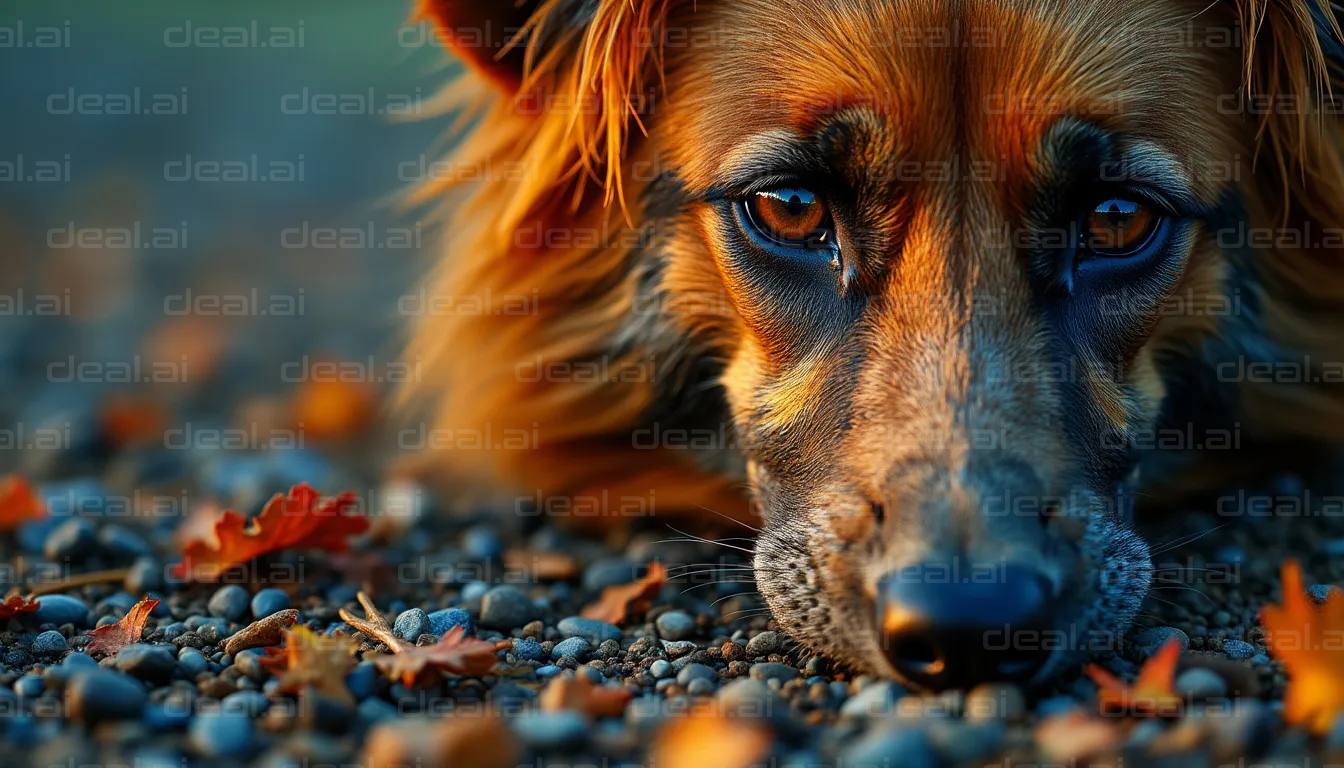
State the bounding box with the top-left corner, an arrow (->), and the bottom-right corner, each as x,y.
741,187 -> 833,249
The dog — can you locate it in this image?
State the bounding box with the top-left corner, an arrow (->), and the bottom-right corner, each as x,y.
403,0 -> 1344,690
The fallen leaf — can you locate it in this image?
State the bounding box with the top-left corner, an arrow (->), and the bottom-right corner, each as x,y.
651,711 -> 770,768
338,592 -> 505,687
1035,710 -> 1121,761
172,483 -> 368,581
0,590 -> 39,619
0,475 -> 44,532
101,395 -> 166,446
223,609 -> 299,656
363,714 -> 518,768
258,626 -> 358,706
85,597 -> 158,657
540,673 -> 633,718
1085,637 -> 1183,717
1261,558 -> 1344,734
581,561 -> 667,625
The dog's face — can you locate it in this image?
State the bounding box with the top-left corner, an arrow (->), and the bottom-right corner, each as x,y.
638,0 -> 1258,687
418,0 -> 1339,689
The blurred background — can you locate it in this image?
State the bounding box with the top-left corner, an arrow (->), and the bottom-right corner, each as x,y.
1,0 -> 455,503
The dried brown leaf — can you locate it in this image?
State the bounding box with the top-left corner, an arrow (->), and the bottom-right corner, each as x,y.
581,561 -> 666,625
85,597 -> 158,657
258,626 -> 358,706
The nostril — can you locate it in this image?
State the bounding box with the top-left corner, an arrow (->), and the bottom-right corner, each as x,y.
870,501 -> 885,523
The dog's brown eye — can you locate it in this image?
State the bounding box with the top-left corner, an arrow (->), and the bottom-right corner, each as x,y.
1086,198 -> 1156,255
746,187 -> 830,247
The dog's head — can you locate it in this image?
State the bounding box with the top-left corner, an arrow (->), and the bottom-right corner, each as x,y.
413,0 -> 1344,689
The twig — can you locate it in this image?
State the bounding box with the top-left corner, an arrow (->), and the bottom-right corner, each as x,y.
29,568 -> 131,596
337,591 -> 410,653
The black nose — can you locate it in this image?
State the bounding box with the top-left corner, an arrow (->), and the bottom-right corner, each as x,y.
878,561 -> 1055,689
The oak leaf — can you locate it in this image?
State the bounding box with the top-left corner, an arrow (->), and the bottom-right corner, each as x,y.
1261,558 -> 1344,734
172,483 -> 368,581
581,561 -> 666,625
85,597 -> 158,657
651,711 -> 770,768
1085,637 -> 1183,717
338,592 -> 505,687
0,590 -> 39,620
540,673 -> 633,718
259,626 -> 358,706
0,475 -> 44,532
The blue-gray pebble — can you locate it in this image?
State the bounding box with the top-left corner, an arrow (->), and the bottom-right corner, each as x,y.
557,616 -> 621,645
428,608 -> 473,637
189,711 -> 257,758
208,585 -> 250,622
513,638 -> 545,662
551,637 -> 591,660
655,611 -> 696,641
32,630 -> 67,656
34,594 -> 90,627
393,608 -> 430,641
250,588 -> 290,619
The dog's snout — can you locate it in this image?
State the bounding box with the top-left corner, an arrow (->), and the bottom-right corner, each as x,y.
877,561 -> 1055,690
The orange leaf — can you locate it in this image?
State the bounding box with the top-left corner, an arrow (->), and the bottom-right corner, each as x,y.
85,597 -> 158,657
581,561 -> 667,625
172,484 -> 368,581
290,376 -> 377,441
372,626 -> 505,688
1261,558 -> 1344,734
101,395 -> 166,447
540,674 -> 633,718
0,475 -> 44,532
651,711 -> 770,768
259,626 -> 358,706
0,590 -> 39,620
1085,637 -> 1183,717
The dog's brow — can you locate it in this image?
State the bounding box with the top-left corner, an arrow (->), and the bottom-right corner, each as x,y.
1118,141 -> 1198,210
714,129 -> 826,190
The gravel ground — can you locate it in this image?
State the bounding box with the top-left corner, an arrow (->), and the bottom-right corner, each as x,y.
2,426 -> 1344,767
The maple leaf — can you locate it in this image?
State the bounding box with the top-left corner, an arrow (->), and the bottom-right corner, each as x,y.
338,592 -> 506,687
651,711 -> 770,768
1261,558 -> 1344,734
0,590 -> 39,620
1085,637 -> 1183,717
581,561 -> 667,625
0,475 -> 44,532
259,626 -> 358,706
540,674 -> 633,718
172,483 -> 368,581
85,597 -> 158,657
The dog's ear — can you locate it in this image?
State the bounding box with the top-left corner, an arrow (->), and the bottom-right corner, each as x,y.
415,0 -> 547,92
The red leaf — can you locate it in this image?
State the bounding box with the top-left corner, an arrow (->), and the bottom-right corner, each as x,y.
1085,637 -> 1183,717
581,561 -> 666,625
86,597 -> 158,657
172,483 -> 368,581
1262,558 -> 1344,734
0,591 -> 39,620
0,475 -> 44,532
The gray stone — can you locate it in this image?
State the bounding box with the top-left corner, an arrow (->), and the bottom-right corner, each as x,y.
32,630 -> 68,656
207,586 -> 250,623
44,518 -> 98,562
1223,640 -> 1255,660
513,711 -> 588,750
843,728 -> 936,768
427,608 -> 473,637
840,680 -> 903,719
677,663 -> 717,685
34,594 -> 91,627
557,616 -> 621,645
749,662 -> 799,682
655,611 -> 696,641
189,711 -> 257,758
1175,667 -> 1227,699
746,630 -> 785,657
479,586 -> 539,630
650,659 -> 673,679
115,644 -> 177,684
393,608 -> 430,641
66,669 -> 147,724
1132,626 -> 1190,654
250,589 -> 290,620
551,637 -> 591,661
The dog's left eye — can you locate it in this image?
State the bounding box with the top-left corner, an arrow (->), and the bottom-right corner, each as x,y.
742,187 -> 833,248
1083,197 -> 1159,256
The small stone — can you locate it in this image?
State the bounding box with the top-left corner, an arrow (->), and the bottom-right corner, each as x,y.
1223,640 -> 1255,660
393,608 -> 430,641
551,637 -> 591,661
32,630 -> 68,656
749,662 -> 799,682
1132,626 -> 1189,654
250,589 -> 290,619
427,608 -> 473,637
536,665 -> 563,678
655,611 -> 696,641
597,639 -> 621,659
44,518 -> 99,562
479,586 -> 539,630
677,663 -> 717,685
583,559 -> 640,591
1174,667 -> 1227,699
115,644 -> 177,684
463,526 -> 504,560
557,616 -> 622,645
965,683 -> 1026,722
513,711 -> 588,750
125,557 -> 164,594
661,640 -> 696,658
178,648 -> 209,678
97,524 -> 152,559
686,678 -> 715,696
233,649 -> 269,682
346,660 -> 378,701
14,675 -> 44,698
66,669 -> 148,724
189,711 -> 257,758
721,641 -> 746,662
843,727 -> 936,768
1309,584 -> 1337,604
512,638 -> 546,663
745,631 -> 785,657
33,594 -> 91,627
840,680 -> 903,719
208,586 -> 251,623
222,689 -> 271,716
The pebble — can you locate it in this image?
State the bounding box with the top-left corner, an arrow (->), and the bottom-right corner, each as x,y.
551,637 -> 591,661
97,524 -> 152,559
34,594 -> 91,627
461,581 -> 490,602
662,640 -> 696,658
393,608 -> 430,641
686,678 -> 715,696
66,669 -> 148,723
650,659 -> 673,679
44,518 -> 99,561
32,629 -> 69,656
655,611 -> 696,641
115,644 -> 178,684
557,616 -> 622,645
250,588 -> 290,619
1223,639 -> 1255,660
189,711 -> 257,758
14,675 -> 44,698
207,586 -> 251,623
841,680 -> 903,719
1175,668 -> 1227,699
512,638 -> 546,662
536,665 -> 563,678
514,711 -> 589,750
583,559 -> 640,591
222,689 -> 271,716
178,648 -> 209,678
749,662 -> 799,682
427,608 -> 473,637
746,630 -> 785,657
463,526 -> 504,559
1132,626 -> 1190,653
677,663 -> 717,685
1309,584 -> 1336,603
843,727 -> 936,768
125,557 -> 165,594
347,660 -> 378,701
479,586 -> 539,629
